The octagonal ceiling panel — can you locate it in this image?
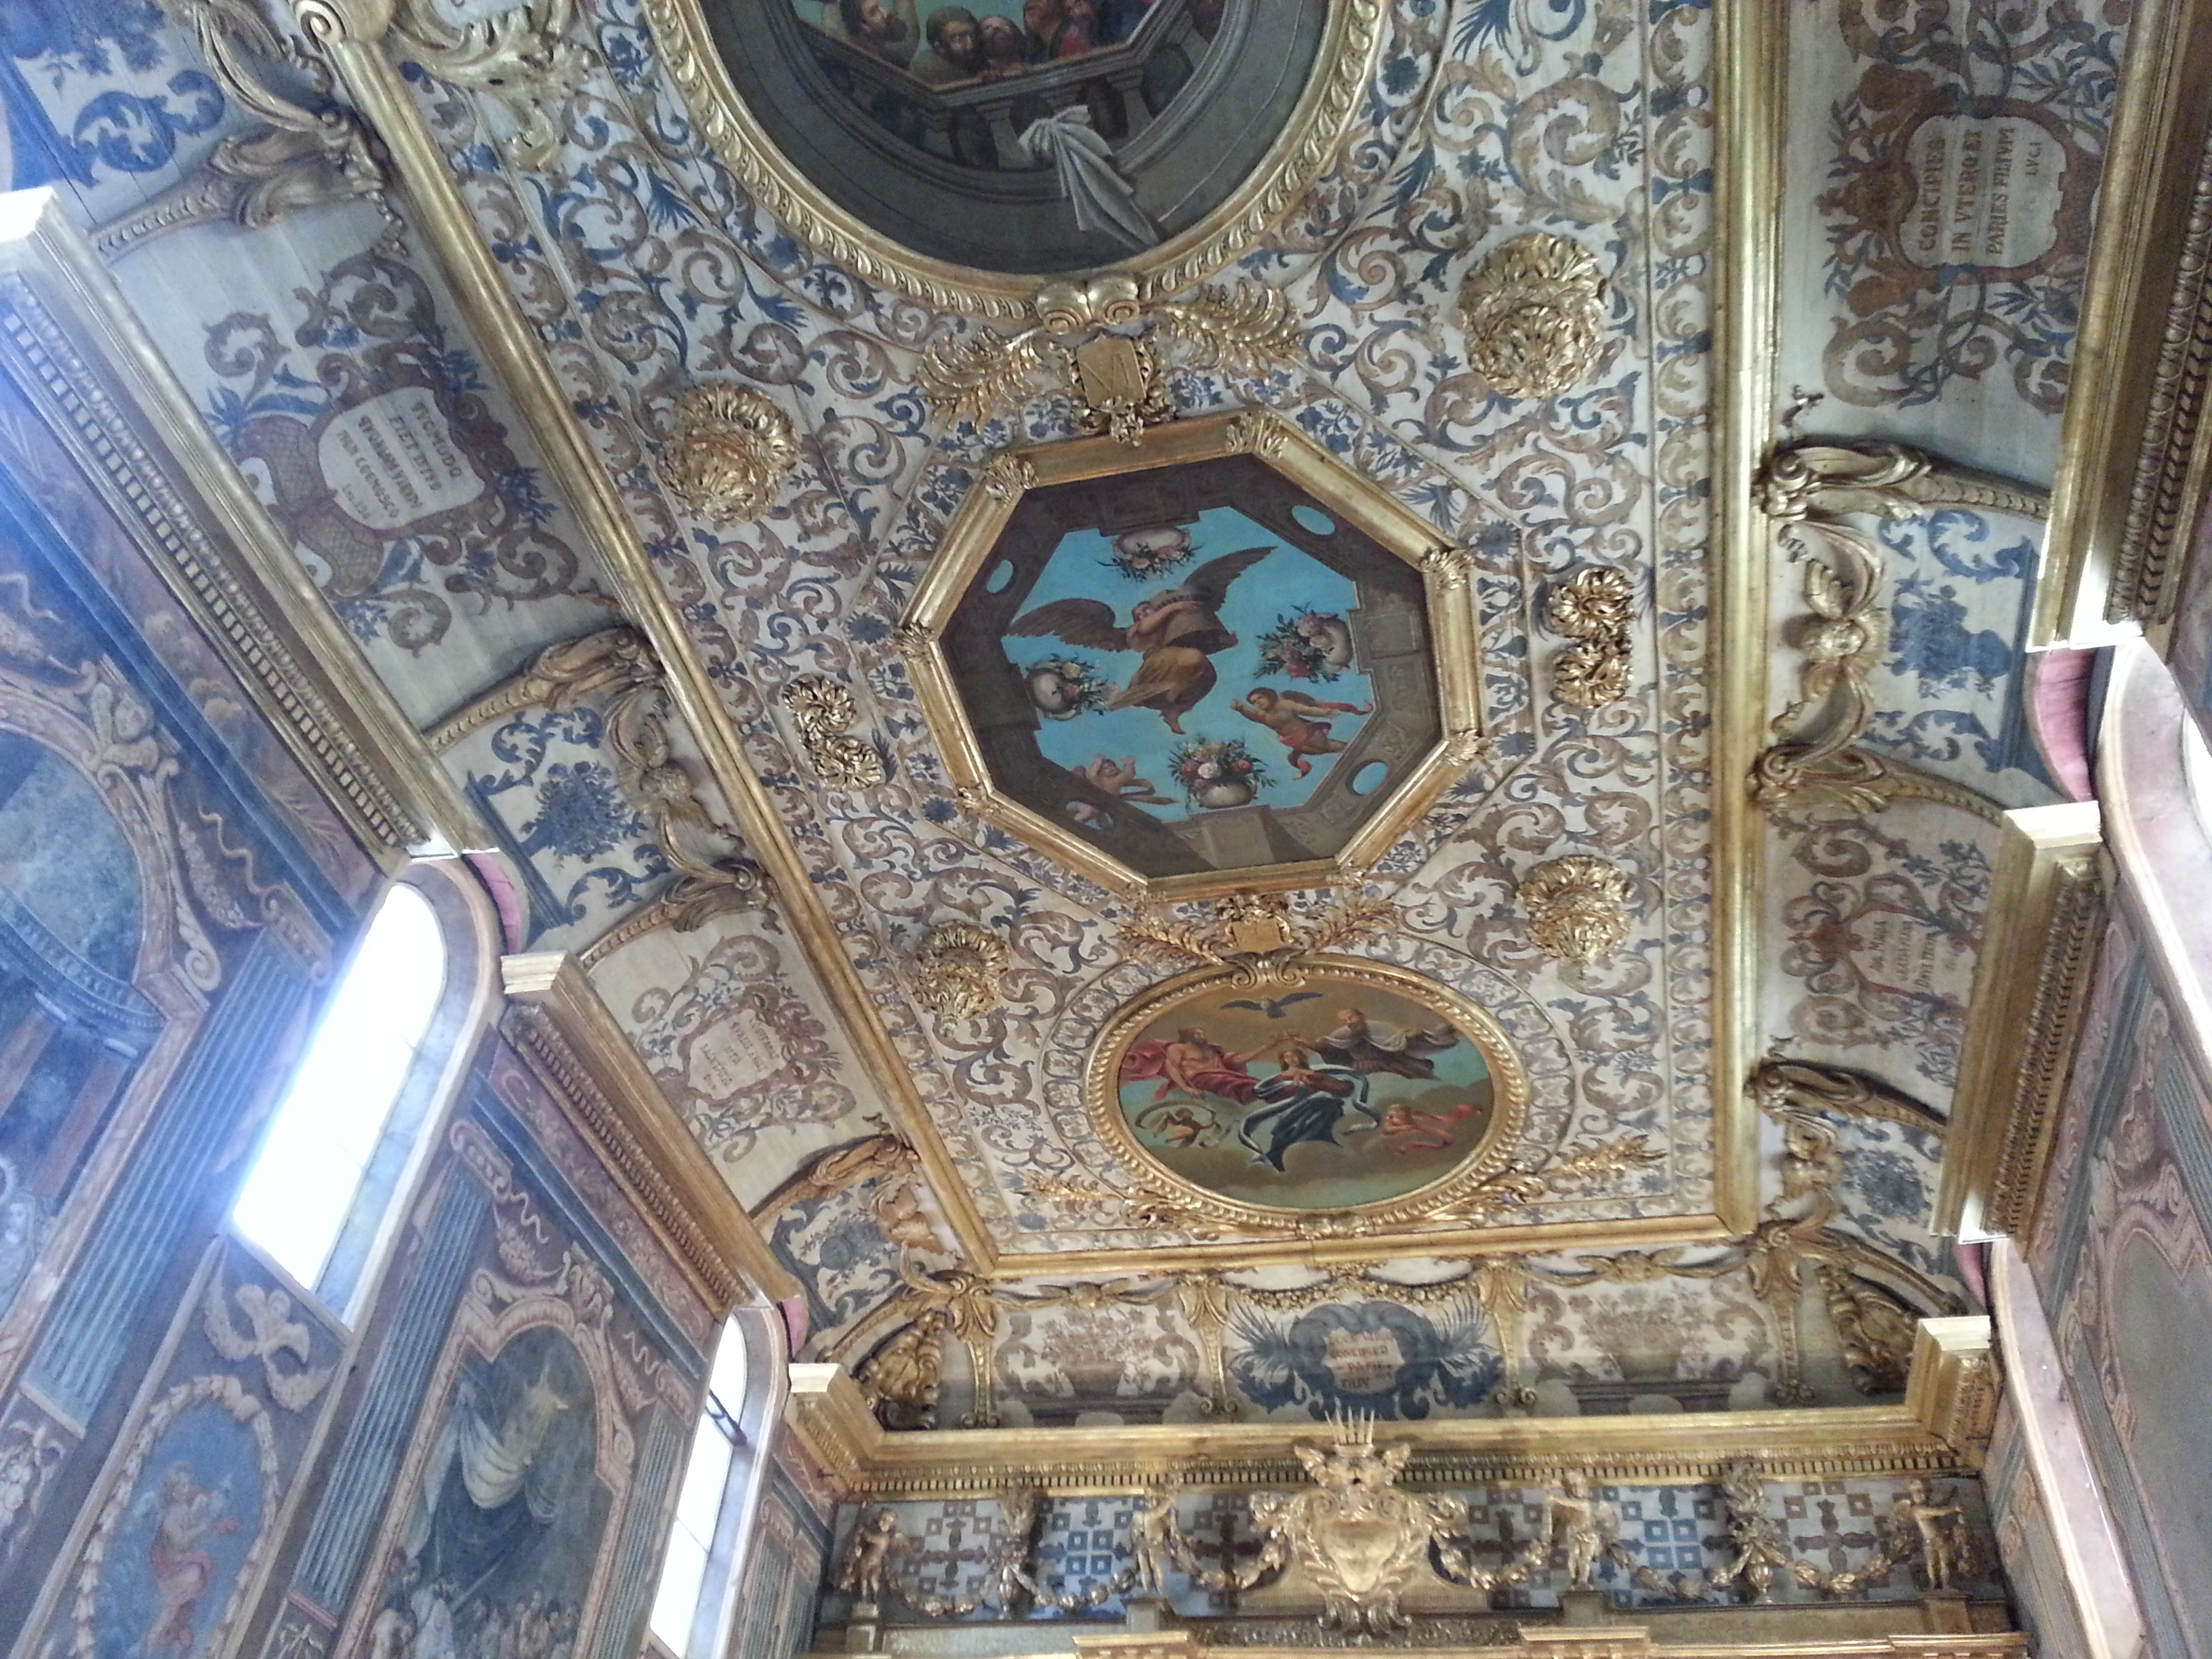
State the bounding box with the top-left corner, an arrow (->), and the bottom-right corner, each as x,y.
905,416 -> 1475,895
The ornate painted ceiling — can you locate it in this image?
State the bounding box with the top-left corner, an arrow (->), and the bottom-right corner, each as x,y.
0,0 -> 2128,1452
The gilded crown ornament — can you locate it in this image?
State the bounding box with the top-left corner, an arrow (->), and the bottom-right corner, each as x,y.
1456,233 -> 1610,401
1118,890 -> 1397,988
655,384 -> 798,525
908,920 -> 1010,1021
1519,854 -> 1632,966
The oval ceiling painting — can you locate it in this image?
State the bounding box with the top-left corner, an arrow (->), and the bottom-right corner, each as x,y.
682,0 -> 1332,278
1093,962 -> 1525,1218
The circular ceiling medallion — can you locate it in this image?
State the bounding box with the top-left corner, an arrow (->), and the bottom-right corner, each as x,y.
643,0 -> 1381,312
1090,957 -> 1527,1229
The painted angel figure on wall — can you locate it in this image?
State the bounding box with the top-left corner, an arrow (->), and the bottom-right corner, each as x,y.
1009,547 -> 1272,733
1314,1006 -> 1462,1079
138,1462 -> 241,1657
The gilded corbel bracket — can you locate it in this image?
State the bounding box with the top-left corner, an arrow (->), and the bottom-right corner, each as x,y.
917,275 -> 1303,445
1904,1315 -> 1998,1468
1753,443 -> 2046,816
1749,1056 -> 1948,1141
499,951 -> 800,1309
91,0 -> 394,260
1938,802 -> 2104,1240
429,626 -> 770,960
384,0 -> 589,171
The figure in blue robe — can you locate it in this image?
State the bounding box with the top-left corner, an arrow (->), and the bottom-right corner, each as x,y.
1237,1050 -> 1377,1172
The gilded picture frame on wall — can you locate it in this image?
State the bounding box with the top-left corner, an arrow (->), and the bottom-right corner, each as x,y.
899,409 -> 1484,901
1087,956 -> 1530,1234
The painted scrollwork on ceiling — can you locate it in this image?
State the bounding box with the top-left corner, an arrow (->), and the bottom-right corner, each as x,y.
10,0 -> 2123,1317
352,0 -> 1740,1263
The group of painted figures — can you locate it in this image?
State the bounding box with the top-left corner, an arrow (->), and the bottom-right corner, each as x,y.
1121,1005 -> 1475,1171
1017,540 -> 1372,812
812,0 -> 1159,84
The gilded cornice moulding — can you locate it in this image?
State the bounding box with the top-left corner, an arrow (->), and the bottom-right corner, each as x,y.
1937,803 -> 2105,1241
1054,1635 -> 2026,1659
500,951 -> 800,1307
782,1317 -> 1996,1499
0,190 -> 466,861
302,3 -> 1002,1267
2035,0 -> 2212,645
1042,1635 -> 2028,1659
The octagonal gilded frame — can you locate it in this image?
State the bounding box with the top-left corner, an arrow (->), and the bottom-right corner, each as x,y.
899,410 -> 1483,902
1086,955 -> 1530,1236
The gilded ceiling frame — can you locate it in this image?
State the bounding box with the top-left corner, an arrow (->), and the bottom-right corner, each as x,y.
1082,956 -> 1529,1234
1709,0 -> 1786,1238
897,411 -> 1484,903
300,0 -> 1785,1270
628,0 -> 1385,320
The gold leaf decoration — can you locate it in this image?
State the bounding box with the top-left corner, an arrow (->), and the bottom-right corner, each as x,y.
782,675 -> 886,790
1544,566 -> 1636,710
909,920 -> 1010,1021
1518,854 -> 1632,966
655,384 -> 798,525
1456,232 -> 1610,401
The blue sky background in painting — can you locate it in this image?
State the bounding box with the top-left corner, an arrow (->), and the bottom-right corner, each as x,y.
1016,506 -> 1372,821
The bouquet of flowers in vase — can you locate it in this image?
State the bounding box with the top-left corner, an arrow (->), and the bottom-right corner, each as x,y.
1169,737 -> 1269,809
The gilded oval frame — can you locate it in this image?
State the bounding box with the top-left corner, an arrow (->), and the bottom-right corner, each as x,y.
635,0 -> 1386,319
1088,955 -> 1530,1234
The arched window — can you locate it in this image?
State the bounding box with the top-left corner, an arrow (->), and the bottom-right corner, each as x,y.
231,878 -> 462,1311
649,1307 -> 789,1658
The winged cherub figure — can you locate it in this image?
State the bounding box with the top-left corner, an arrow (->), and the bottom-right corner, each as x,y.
1009,547 -> 1273,733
